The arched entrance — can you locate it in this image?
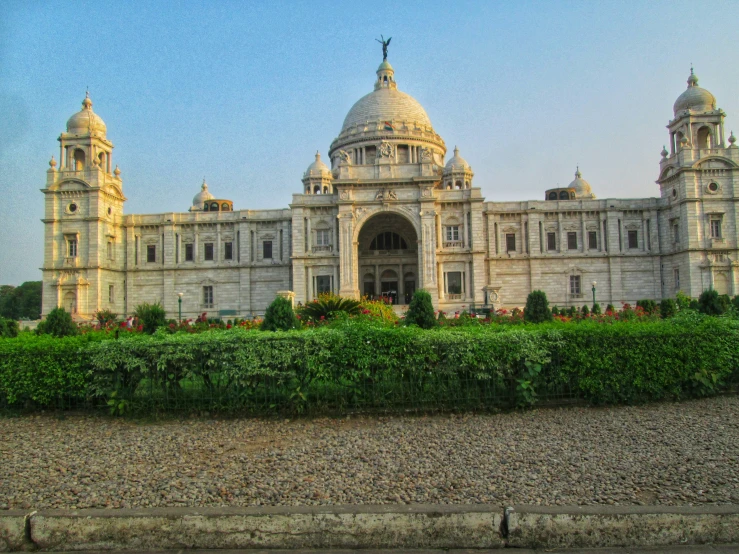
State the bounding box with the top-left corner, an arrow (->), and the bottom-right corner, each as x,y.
357,212 -> 418,304
63,291 -> 77,314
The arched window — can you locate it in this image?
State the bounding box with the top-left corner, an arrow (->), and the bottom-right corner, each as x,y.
306,186 -> 311,194
559,191 -> 569,200
203,203 -> 209,211
676,131 -> 685,149
74,149 -> 85,171
465,181 -> 470,188
221,203 -> 230,211
697,126 -> 711,149
548,192 -> 557,200
455,180 -> 462,189
314,185 -> 321,194
370,232 -> 408,250
98,152 -> 106,170
323,186 -> 329,194
210,202 -> 219,211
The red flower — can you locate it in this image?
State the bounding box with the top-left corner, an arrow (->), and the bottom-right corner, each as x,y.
226,324 -> 232,329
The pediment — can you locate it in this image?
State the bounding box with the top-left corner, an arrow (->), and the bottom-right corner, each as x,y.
693,156 -> 738,170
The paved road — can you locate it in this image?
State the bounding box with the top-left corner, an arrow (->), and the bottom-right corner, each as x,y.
41,546 -> 739,554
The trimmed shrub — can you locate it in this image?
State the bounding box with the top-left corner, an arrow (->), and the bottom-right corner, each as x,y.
36,307 -> 78,337
606,304 -> 615,313
689,299 -> 699,311
659,299 -> 677,319
261,296 -> 300,331
94,309 -> 118,327
719,295 -> 731,313
592,303 -> 602,315
404,289 -> 436,329
581,305 -> 590,316
732,295 -> 739,312
675,291 -> 692,311
0,317 -> 19,338
524,290 -> 552,323
636,299 -> 658,314
698,289 -> 724,316
133,302 -> 167,334
551,306 -> 560,316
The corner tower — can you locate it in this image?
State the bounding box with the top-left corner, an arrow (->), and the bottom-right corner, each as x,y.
42,94 -> 127,319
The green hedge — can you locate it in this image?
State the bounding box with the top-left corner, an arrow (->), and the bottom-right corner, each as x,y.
1,317 -> 738,414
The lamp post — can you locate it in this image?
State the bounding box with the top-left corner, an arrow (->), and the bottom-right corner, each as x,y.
177,292 -> 184,323
591,281 -> 597,310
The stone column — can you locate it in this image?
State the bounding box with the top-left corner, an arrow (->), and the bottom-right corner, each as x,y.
338,212 -> 358,298
374,263 -> 380,296
216,223 -> 221,262
420,208 -> 438,302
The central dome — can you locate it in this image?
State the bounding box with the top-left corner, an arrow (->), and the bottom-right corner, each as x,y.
340,61 -> 433,133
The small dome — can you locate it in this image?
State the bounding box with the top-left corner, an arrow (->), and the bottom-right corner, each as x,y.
192,180 -> 214,208
66,93 -> 107,136
568,167 -> 595,199
304,152 -> 331,178
673,69 -> 716,115
378,60 -> 393,72
444,146 -> 471,173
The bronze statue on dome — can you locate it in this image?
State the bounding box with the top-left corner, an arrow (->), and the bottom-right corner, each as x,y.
376,35 -> 391,61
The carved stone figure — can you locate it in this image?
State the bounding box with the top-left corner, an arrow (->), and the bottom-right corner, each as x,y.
387,190 -> 398,200
338,150 -> 352,165
378,141 -> 395,159
375,190 -> 384,200
419,146 -> 433,162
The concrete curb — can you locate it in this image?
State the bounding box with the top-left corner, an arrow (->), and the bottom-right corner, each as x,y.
28,505 -> 504,551
1,504 -> 737,551
507,505 -> 739,549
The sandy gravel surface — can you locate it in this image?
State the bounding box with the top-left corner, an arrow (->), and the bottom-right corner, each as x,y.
1,396 -> 737,510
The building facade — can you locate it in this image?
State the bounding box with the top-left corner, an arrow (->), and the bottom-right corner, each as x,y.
41,63 -> 739,320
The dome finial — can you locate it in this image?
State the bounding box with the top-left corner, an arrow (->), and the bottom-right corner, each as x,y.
315,151 -> 321,160
575,165 -> 581,178
687,66 -> 698,87
49,155 -> 57,169
661,145 -> 669,158
729,131 -> 737,147
454,146 -> 459,156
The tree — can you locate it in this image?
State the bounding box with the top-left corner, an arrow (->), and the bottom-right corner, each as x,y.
404,290 -> 436,329
698,289 -> 724,316
0,282 -> 42,320
524,290 -> 552,323
261,296 -> 300,331
660,298 -> 677,319
36,307 -> 78,337
133,302 -> 167,334
0,317 -> 19,338
299,293 -> 361,322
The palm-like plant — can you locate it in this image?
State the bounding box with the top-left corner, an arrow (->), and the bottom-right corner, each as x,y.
299,293 -> 361,322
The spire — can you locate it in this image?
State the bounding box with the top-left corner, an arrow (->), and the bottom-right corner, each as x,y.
82,89 -> 92,110
575,166 -> 582,178
687,66 -> 698,87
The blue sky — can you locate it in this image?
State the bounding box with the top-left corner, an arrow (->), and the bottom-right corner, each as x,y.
1,0 -> 737,284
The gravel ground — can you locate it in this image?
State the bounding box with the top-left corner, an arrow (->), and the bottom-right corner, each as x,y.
1,396 -> 738,510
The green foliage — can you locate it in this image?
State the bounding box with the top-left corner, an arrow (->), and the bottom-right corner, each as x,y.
0,282 -> 42,320
404,289 -> 436,329
636,299 -> 658,314
732,295 -> 739,312
515,361 -> 542,407
592,303 -> 601,315
524,290 -> 552,323
0,317 -> 19,338
689,299 -> 700,310
606,304 -> 615,313
581,305 -> 590,316
718,294 -> 731,313
299,293 -> 361,322
660,298 -> 677,319
133,302 -> 167,334
95,309 -> 118,327
675,290 -> 692,311
36,307 -> 78,337
438,310 -> 447,320
698,289 -> 725,316
551,306 -> 560,316
261,296 -> 300,331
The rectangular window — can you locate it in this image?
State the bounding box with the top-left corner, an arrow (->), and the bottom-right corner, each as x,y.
263,240 -> 273,259
147,244 -> 156,263
446,271 -> 462,295
446,226 -> 460,242
108,284 -> 114,303
628,230 -> 638,249
224,241 -> 233,260
588,231 -> 597,250
316,230 -> 330,246
506,233 -> 516,252
107,241 -> 113,260
674,268 -> 680,291
710,219 -> 722,239
185,243 -> 194,261
68,238 -> 78,258
204,242 -> 214,261
203,285 -> 214,307
547,232 -> 556,251
673,223 -> 679,244
316,275 -> 331,294
570,275 -> 581,295
567,232 -> 577,250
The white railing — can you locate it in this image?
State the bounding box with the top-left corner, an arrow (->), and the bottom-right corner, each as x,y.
312,245 -> 333,253
444,241 -> 463,248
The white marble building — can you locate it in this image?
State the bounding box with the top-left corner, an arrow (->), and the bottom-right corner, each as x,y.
41,63 -> 739,320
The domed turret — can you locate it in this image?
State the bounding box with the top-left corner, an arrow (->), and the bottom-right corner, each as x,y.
442,147 -> 474,189
302,152 -> 333,195
192,180 -> 214,209
568,167 -> 595,199
673,69 -> 717,115
66,92 -> 107,136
